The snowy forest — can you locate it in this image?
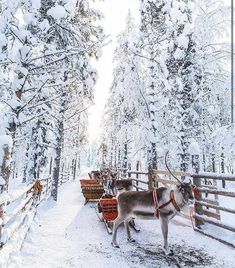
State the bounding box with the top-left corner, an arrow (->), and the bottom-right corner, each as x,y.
99,2 -> 233,174
0,0 -> 234,267
0,0 -> 105,199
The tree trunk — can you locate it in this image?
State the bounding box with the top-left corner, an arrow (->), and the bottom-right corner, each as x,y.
192,154 -> 200,174
221,150 -> 225,188
73,156 -> 77,180
51,97 -> 65,200
123,142 -> 128,176
51,122 -> 63,201
151,142 -> 157,169
0,144 -> 11,193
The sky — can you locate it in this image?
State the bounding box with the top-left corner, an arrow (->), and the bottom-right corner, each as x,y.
88,0 -> 140,141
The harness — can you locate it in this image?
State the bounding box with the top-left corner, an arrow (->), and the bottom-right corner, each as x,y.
152,189 -> 181,218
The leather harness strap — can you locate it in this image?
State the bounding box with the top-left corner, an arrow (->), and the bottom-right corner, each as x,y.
153,189 -> 181,219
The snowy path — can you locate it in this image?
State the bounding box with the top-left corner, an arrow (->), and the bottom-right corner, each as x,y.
13,179 -> 235,268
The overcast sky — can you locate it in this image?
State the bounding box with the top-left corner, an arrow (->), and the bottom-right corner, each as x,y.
88,0 -> 140,141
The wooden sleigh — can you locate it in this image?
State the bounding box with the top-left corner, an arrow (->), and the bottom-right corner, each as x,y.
80,174 -> 140,234
98,197 -> 140,234
80,179 -> 104,204
98,198 -> 118,234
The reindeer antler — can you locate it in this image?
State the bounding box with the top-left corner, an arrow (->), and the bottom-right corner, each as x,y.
165,151 -> 181,184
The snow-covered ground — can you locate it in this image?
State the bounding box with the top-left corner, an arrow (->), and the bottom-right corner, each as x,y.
8,177 -> 235,268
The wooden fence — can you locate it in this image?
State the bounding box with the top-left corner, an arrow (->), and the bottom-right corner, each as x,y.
120,167 -> 235,248
0,176 -> 51,252
191,172 -> 235,247
128,170 -> 149,191
0,163 -> 75,266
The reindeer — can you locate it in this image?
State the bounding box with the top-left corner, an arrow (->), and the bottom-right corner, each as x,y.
111,179 -> 133,196
111,153 -> 194,255
32,180 -> 43,205
88,171 -> 101,182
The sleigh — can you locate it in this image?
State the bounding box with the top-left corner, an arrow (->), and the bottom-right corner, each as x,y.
80,179 -> 104,204
98,197 -> 140,234
98,198 -> 118,234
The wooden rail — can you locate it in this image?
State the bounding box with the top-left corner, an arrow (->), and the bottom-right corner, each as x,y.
0,165 -> 74,265
130,170 -> 149,191
152,169 -> 235,248
194,214 -> 235,233
133,185 -> 146,191
195,201 -> 235,214
192,173 -> 235,181
131,178 -> 148,185
192,173 -> 235,247
128,171 -> 149,175
0,181 -> 47,247
153,169 -> 191,177
196,188 -> 235,198
116,165 -> 235,247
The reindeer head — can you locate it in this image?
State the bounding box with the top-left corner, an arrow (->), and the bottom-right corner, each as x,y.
115,179 -> 133,192
165,151 -> 194,204
88,170 -> 101,180
177,181 -> 194,203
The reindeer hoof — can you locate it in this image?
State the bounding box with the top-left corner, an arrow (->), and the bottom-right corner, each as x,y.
111,242 -> 120,248
127,238 -> 135,243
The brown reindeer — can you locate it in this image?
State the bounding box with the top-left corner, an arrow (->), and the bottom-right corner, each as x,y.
88,171 -> 101,181
32,180 -> 43,205
112,154 -> 194,255
111,179 -> 133,196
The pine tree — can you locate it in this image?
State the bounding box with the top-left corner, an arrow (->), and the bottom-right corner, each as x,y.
140,0 -> 202,171
139,0 -> 169,169
0,0 -> 104,199
192,0 -> 231,170
101,12 -> 146,170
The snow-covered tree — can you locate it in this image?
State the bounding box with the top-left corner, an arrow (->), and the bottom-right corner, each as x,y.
139,0 -> 169,169
101,11 -> 146,170
139,0 -> 231,172
192,0 -> 231,171
0,0 -> 104,200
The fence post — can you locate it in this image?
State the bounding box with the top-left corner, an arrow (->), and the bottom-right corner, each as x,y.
192,154 -> 204,227
211,153 -> 219,209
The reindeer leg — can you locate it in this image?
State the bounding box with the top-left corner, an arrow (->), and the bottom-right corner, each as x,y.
160,216 -> 173,256
111,216 -> 125,248
124,220 -> 135,242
